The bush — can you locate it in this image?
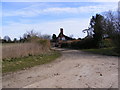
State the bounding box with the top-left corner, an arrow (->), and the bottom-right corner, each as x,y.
101,39 -> 113,48
61,38 -> 96,49
112,33 -> 120,54
61,43 -> 69,48
71,38 -> 95,49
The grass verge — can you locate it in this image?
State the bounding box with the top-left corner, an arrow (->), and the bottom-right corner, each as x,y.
2,50 -> 61,73
82,48 -> 119,57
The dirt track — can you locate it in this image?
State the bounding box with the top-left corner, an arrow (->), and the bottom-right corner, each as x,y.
2,48 -> 118,88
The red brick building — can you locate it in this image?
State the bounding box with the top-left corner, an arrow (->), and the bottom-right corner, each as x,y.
55,28 -> 73,47
57,28 -> 73,41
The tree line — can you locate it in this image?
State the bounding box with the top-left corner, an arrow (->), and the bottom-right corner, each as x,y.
1,30 -> 51,43
84,10 -> 120,52
60,10 -> 120,54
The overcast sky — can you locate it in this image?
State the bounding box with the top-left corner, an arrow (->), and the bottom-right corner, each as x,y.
1,0 -> 119,39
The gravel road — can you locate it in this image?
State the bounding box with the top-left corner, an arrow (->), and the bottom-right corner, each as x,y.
2,48 -> 118,88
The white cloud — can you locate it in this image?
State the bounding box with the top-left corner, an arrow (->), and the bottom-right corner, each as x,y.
3,3 -> 118,17
2,2 -> 118,39
2,18 -> 89,39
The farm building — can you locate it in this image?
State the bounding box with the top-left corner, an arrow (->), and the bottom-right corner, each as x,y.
54,28 -> 76,47
56,28 -> 73,41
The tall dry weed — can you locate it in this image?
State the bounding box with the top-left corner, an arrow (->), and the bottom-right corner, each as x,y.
2,39 -> 50,59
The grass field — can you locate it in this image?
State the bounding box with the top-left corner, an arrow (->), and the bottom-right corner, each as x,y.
82,48 -> 119,56
2,50 -> 61,73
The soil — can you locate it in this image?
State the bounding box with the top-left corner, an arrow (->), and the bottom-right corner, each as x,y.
2,48 -> 118,88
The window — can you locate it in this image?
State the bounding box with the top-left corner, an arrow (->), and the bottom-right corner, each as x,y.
62,37 -> 65,40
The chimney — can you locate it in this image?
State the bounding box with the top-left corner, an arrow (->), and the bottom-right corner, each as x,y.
60,28 -> 63,34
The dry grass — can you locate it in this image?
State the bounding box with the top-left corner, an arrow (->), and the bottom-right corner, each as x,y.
2,40 -> 51,59
2,50 -> 61,73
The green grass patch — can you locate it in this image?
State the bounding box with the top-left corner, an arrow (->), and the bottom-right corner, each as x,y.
82,48 -> 119,56
2,50 -> 61,73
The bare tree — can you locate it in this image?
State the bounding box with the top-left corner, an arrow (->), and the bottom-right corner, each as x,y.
104,9 -> 120,53
41,34 -> 51,40
4,36 -> 11,43
26,30 -> 38,37
82,27 -> 93,37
